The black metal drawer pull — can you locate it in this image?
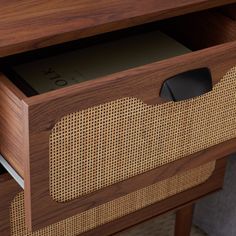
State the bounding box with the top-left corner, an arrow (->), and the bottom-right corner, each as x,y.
160,68 -> 213,102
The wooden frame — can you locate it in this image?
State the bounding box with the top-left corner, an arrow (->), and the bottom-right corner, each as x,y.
0,158 -> 228,236
1,8 -> 236,231
1,0 -> 236,57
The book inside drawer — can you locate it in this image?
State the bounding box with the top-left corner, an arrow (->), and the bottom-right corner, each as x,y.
6,30 -> 191,95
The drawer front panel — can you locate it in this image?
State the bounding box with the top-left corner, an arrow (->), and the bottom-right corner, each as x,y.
50,66 -> 236,202
11,162 -> 215,236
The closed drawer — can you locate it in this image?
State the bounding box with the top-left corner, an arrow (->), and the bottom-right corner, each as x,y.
1,9 -> 236,231
0,160 -> 226,236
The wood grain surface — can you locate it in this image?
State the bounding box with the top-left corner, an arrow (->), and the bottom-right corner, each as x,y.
0,0 -> 236,57
175,203 -> 195,236
0,75 -> 26,177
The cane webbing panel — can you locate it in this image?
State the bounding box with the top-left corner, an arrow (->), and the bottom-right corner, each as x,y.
50,67 -> 236,202
11,162 -> 215,236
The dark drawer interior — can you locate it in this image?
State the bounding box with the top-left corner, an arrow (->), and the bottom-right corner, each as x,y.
1,7 -> 236,98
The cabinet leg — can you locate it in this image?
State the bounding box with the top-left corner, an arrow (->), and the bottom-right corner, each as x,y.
174,203 -> 195,236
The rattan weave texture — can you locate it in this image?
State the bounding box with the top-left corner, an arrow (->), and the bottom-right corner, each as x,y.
50,67 -> 236,202
11,162 -> 215,236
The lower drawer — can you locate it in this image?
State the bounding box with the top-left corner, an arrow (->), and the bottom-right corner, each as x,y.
1,9 -> 236,230
0,160 -> 225,236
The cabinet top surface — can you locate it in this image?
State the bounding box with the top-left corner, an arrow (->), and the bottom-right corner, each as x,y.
0,0 -> 235,57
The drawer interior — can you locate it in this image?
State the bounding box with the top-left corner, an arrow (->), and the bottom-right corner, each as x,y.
161,10 -> 236,51
220,3 -> 236,20
3,30 -> 192,96
0,163 -> 6,175
2,8 -> 236,98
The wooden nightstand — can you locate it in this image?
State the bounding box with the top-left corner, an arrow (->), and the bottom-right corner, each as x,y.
0,1 -> 236,235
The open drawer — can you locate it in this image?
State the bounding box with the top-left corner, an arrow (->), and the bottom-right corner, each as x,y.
1,9 -> 236,231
